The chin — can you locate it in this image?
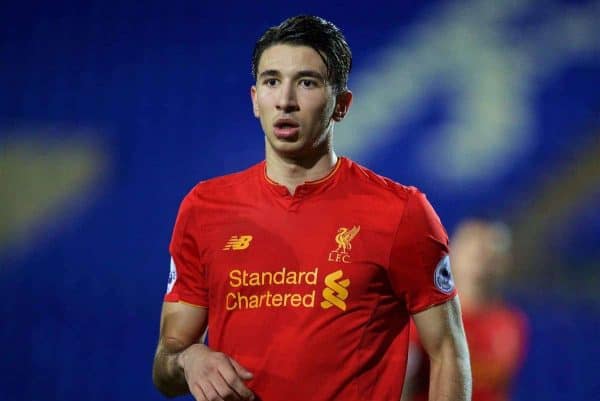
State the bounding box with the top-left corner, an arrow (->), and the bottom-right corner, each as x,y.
268,136 -> 302,150
274,144 -> 306,157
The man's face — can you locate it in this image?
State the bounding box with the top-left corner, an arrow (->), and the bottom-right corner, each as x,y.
251,44 -> 340,159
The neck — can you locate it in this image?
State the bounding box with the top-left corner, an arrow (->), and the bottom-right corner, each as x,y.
265,146 -> 338,195
457,281 -> 497,313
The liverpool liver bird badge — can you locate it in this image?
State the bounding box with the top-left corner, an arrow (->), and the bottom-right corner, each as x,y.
334,226 -> 361,253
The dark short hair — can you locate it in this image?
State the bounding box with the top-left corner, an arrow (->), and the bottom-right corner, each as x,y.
252,15 -> 352,93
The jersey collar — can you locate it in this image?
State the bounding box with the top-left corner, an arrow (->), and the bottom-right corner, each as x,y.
260,157 -> 345,198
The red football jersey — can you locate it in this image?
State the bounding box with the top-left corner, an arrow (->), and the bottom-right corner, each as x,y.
465,306 -> 528,401
165,157 -> 456,401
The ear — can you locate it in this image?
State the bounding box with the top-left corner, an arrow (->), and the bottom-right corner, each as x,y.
250,86 -> 259,118
332,90 -> 353,122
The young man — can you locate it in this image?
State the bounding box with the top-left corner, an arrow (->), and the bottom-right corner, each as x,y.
153,15 -> 471,401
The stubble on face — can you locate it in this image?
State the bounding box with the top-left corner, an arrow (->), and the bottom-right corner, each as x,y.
251,44 -> 337,163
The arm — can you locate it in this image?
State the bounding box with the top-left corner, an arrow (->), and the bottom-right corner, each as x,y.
412,297 -> 472,401
152,302 -> 254,400
400,321 -> 428,401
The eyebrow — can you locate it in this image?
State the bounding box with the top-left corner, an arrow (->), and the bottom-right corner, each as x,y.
258,69 -> 326,81
296,70 -> 326,81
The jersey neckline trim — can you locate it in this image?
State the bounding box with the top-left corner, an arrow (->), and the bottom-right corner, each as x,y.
260,157 -> 346,198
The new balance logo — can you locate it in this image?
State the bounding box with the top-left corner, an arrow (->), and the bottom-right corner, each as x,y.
321,270 -> 350,311
223,235 -> 253,250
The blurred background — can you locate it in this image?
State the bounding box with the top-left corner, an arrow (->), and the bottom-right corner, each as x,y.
1,0 -> 599,400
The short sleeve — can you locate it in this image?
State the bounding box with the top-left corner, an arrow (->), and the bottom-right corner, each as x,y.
163,191 -> 209,307
388,189 -> 456,314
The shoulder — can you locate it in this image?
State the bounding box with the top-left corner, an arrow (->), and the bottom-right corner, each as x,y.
195,162 -> 261,193
342,157 -> 422,203
179,162 -> 262,211
483,304 -> 530,352
342,160 -> 446,238
492,303 -> 530,329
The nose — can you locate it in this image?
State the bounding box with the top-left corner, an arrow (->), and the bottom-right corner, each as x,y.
276,81 -> 299,113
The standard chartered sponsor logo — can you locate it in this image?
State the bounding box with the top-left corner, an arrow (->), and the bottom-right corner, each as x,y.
226,268 -> 318,310
225,267 -> 350,311
320,270 -> 350,311
228,268 -> 318,287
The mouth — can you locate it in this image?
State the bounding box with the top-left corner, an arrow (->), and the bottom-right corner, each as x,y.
273,118 -> 300,139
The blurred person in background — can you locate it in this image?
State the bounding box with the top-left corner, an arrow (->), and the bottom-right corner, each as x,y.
402,219 -> 529,401
152,15 -> 471,401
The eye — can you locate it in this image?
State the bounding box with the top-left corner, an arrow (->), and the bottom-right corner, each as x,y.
299,79 -> 317,88
263,78 -> 279,87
